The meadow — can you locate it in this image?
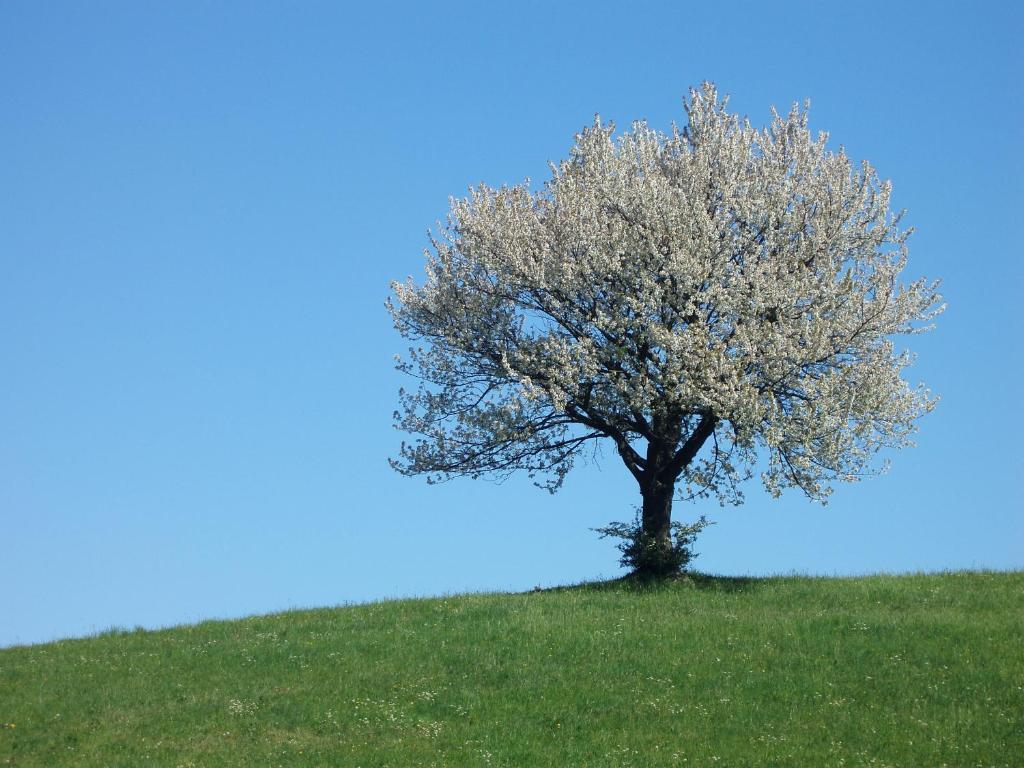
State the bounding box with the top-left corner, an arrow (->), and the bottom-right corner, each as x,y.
1,571 -> 1021,767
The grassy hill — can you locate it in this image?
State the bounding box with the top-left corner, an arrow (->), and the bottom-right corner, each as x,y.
1,571 -> 1021,767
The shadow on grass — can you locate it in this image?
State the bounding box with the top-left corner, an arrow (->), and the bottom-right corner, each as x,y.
537,572 -> 770,596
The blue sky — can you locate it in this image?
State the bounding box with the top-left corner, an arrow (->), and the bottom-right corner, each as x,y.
1,1 -> 1021,647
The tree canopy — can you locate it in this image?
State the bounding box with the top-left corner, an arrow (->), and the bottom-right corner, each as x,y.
388,83 -> 941,575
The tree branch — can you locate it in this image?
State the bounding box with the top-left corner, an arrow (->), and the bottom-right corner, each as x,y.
662,412 -> 717,481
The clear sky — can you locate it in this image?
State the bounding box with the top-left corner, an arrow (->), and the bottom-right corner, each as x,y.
1,1 -> 1021,648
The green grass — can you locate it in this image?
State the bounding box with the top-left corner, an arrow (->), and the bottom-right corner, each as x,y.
1,571 -> 1021,767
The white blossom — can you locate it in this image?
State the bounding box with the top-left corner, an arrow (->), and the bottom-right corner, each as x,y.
388,83 -> 941,544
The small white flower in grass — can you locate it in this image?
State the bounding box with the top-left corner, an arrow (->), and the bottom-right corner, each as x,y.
227,699 -> 259,716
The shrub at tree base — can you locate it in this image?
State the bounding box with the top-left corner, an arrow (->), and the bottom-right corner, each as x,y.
595,514 -> 713,577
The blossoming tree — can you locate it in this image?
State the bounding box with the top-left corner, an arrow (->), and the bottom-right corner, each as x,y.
388,83 -> 941,576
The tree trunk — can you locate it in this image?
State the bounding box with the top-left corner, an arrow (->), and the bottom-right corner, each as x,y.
630,412 -> 714,578
638,476 -> 676,577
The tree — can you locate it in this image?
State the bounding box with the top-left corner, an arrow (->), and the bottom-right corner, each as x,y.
388,83 -> 942,577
